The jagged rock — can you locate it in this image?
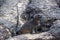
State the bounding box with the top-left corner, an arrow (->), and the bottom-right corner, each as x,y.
0,25 -> 11,40
27,0 -> 60,19
0,0 -> 29,35
0,0 -> 18,36
48,20 -> 60,38
28,0 -> 57,10
0,0 -> 60,40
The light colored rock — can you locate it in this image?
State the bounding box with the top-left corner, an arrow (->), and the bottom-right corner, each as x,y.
6,32 -> 55,40
29,0 -> 57,10
0,25 -> 11,40
0,0 -> 60,40
0,0 -> 18,33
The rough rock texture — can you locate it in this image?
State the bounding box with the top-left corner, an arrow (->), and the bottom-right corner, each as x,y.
49,20 -> 60,38
0,0 -> 60,40
0,25 -> 11,40
28,0 -> 60,19
6,33 -> 55,40
0,0 -> 29,35
0,0 -> 18,35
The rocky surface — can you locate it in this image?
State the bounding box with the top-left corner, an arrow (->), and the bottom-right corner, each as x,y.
6,33 -> 55,40
6,32 -> 60,40
49,20 -> 60,38
0,0 -> 60,40
0,0 -> 29,36
0,25 -> 11,40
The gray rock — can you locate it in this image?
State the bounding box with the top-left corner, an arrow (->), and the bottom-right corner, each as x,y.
6,33 -> 55,40
0,25 -> 11,40
0,0 -> 18,35
28,0 -> 60,20
28,0 -> 57,10
0,0 -> 29,35
49,20 -> 60,38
